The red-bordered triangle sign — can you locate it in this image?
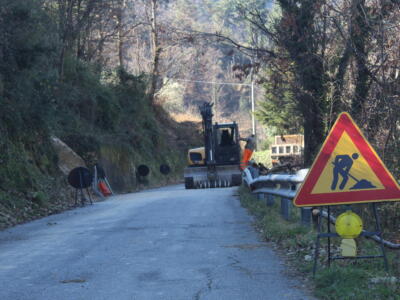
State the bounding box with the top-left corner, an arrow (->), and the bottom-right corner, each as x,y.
294,112 -> 400,207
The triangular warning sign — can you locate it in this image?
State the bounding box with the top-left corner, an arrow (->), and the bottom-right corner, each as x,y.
294,112 -> 400,207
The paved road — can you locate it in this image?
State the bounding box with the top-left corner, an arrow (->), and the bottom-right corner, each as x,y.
0,185 -> 313,300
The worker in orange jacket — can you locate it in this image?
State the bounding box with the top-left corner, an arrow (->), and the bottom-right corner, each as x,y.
239,134 -> 256,170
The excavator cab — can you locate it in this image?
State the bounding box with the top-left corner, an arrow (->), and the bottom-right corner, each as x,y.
214,123 -> 240,165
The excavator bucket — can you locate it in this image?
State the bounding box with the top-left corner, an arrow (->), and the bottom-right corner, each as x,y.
184,165 -> 242,189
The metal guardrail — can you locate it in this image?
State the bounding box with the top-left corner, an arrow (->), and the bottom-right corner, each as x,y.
243,166 -> 400,249
243,167 -> 311,224
243,168 -> 308,198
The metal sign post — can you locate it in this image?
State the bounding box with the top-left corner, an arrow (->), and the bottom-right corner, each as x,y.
313,203 -> 389,275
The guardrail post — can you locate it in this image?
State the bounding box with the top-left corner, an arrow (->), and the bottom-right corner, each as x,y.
257,193 -> 265,201
301,207 -> 312,227
281,197 -> 291,220
266,194 -> 275,206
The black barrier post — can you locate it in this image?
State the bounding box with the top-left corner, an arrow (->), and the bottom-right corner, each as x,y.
266,194 -> 275,206
74,172 -> 84,206
327,206 -> 331,267
372,203 -> 389,271
313,210 -> 322,276
74,188 -> 78,206
86,188 -> 93,204
77,170 -> 92,206
81,168 -> 93,205
281,198 -> 290,220
301,208 -> 312,227
78,170 -> 83,206
257,193 -> 265,201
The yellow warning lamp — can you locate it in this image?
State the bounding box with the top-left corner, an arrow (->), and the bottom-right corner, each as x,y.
335,210 -> 363,238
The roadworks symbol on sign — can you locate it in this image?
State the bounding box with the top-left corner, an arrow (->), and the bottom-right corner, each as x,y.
294,112 -> 400,207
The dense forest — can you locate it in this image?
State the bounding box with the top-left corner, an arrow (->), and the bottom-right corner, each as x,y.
0,0 -> 399,227
252,0 -> 399,172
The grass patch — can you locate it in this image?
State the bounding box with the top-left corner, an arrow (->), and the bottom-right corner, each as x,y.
238,186 -> 400,299
314,265 -> 398,300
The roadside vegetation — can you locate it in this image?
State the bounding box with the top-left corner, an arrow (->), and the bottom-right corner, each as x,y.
239,187 -> 400,300
251,150 -> 271,167
0,0 -> 201,229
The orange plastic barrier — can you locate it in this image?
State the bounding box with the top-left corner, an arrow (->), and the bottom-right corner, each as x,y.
98,181 -> 112,196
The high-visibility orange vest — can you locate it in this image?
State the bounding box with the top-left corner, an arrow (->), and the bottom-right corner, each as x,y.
240,149 -> 253,170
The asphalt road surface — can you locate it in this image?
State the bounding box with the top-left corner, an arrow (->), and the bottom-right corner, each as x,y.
0,185 -> 314,300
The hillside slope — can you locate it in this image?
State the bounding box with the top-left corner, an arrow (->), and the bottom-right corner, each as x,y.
0,2 -> 201,229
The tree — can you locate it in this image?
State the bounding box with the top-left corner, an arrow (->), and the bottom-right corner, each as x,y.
148,0 -> 161,104
229,1 -> 327,165
276,0 -> 328,165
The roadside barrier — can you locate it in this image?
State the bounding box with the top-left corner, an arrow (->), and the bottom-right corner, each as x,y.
243,167 -> 311,225
242,167 -> 400,249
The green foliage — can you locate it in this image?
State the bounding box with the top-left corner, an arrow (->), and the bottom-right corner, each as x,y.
32,191 -> 49,207
256,71 -> 303,134
251,150 -> 271,167
314,264 -> 399,300
0,0 -> 59,139
315,267 -> 369,299
206,0 -> 273,43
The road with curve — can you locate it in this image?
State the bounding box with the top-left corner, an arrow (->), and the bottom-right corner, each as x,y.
0,185 -> 314,299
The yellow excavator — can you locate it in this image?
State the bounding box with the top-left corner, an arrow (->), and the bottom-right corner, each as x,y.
184,103 -> 242,189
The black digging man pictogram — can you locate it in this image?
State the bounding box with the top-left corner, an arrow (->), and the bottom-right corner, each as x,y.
331,153 -> 359,190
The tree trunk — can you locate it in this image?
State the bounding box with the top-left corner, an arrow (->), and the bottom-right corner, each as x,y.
117,0 -> 127,69
350,0 -> 370,121
277,0 -> 327,166
58,0 -> 74,79
148,0 -> 162,105
330,41 -> 352,127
